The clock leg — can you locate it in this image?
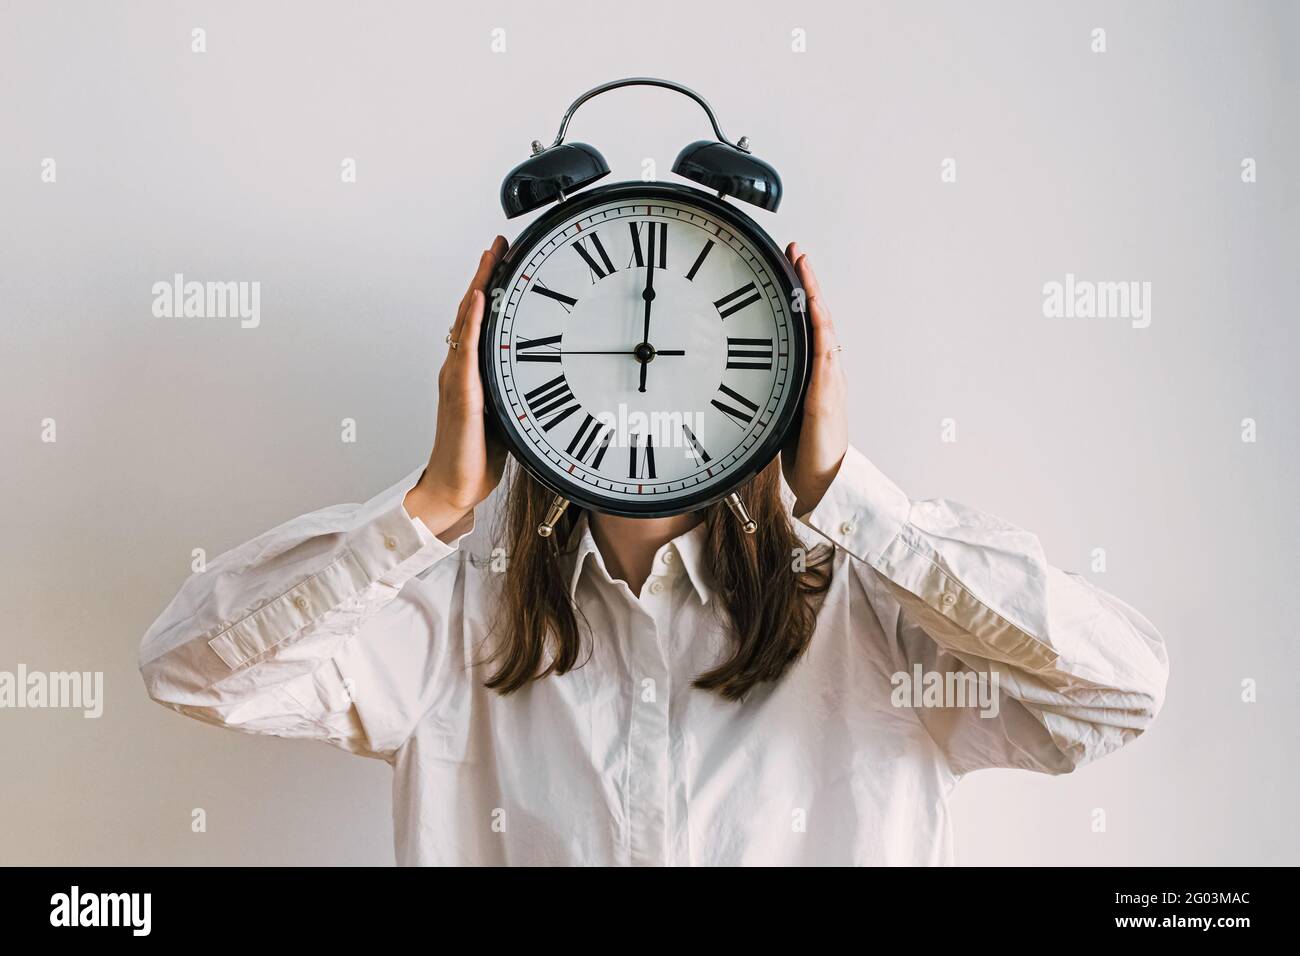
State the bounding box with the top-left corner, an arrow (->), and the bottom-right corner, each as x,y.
537,494 -> 571,538
724,493 -> 758,535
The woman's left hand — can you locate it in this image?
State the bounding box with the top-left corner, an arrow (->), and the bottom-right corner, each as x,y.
780,243 -> 848,516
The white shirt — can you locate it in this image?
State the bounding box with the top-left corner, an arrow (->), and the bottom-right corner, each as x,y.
139,447 -> 1168,865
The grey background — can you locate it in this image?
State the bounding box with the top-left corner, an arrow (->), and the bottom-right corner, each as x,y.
1,0 -> 1296,865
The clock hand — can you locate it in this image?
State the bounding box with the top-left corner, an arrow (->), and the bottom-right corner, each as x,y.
548,349 -> 685,356
516,337 -> 684,358
639,226 -> 656,393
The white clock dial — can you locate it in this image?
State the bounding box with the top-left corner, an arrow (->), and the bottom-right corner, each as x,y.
489,191 -> 801,513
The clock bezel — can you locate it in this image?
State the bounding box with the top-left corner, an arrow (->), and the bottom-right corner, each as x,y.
481,181 -> 810,519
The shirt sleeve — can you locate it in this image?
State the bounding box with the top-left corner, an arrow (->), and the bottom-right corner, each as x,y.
801,445 -> 1170,776
138,466 -> 473,759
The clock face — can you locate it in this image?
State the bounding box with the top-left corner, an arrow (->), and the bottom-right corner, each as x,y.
483,183 -> 808,517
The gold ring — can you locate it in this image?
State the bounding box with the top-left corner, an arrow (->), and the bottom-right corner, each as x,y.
445,333 -> 459,350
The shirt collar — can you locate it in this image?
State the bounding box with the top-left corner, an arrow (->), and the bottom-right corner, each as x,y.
566,513 -> 714,604
566,516 -> 601,600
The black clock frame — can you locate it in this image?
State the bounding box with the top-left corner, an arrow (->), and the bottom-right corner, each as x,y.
481,181 -> 811,519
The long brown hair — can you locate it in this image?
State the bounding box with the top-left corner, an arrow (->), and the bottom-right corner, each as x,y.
482,458 -> 831,701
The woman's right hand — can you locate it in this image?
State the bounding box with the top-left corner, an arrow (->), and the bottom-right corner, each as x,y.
404,236 -> 510,538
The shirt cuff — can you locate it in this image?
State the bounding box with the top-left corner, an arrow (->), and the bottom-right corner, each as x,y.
345,466 -> 461,586
800,445 -> 911,565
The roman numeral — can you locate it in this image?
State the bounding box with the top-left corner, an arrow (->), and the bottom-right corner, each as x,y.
628,433 -> 657,479
516,334 -> 563,362
573,233 -> 617,281
530,281 -> 578,312
714,282 -> 762,319
726,337 -> 774,370
685,239 -> 714,281
711,384 -> 760,427
523,374 -> 580,431
682,424 -> 712,463
567,414 -> 613,468
628,222 -> 668,269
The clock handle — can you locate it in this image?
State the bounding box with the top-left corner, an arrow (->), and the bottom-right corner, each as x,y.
549,77 -> 748,153
725,493 -> 758,535
537,494 -> 571,538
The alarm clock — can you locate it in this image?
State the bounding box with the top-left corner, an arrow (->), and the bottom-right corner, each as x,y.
482,78 -> 811,536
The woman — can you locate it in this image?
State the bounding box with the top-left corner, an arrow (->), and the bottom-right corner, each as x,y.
139,238 -> 1169,866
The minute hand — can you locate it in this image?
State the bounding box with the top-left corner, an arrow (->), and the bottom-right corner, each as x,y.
638,226 -> 656,393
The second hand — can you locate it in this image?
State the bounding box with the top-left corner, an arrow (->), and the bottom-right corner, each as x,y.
540,349 -> 685,356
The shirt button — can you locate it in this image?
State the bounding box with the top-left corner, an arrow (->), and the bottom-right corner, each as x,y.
383,535 -> 398,551
662,550 -> 676,564
293,596 -> 309,611
941,592 -> 957,607
648,579 -> 666,595
839,521 -> 856,536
